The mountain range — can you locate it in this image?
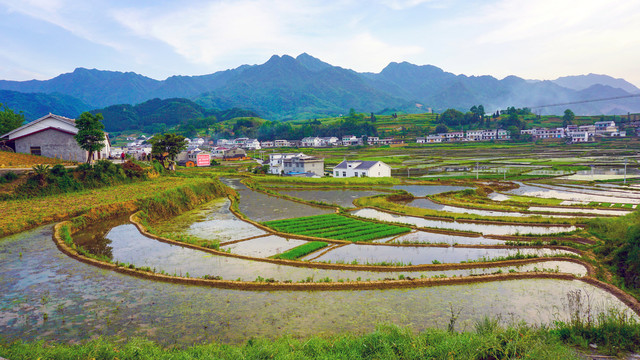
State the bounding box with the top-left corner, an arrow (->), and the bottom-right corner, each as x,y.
1,53 -> 639,123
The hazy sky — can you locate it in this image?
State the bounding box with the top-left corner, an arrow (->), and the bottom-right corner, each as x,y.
1,0 -> 639,86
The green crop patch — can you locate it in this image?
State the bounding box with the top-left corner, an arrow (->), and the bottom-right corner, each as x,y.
264,214 -> 410,242
271,241 -> 328,260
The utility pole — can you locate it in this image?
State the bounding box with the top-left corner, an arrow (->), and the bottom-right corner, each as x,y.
624,157 -> 627,184
476,162 -> 479,180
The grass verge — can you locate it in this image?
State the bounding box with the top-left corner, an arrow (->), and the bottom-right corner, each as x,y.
5,321 -> 636,359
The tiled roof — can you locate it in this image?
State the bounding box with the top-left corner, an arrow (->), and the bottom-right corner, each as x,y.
334,160 -> 381,170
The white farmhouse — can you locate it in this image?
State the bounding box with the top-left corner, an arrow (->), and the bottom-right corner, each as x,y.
0,113 -> 110,162
333,160 -> 391,178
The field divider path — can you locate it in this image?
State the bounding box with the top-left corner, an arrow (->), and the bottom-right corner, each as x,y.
228,194 -> 586,252
132,210 -> 590,272
425,196 -> 607,218
351,205 -> 585,229
524,181 -> 640,202
52,222 -> 640,313
304,244 -> 347,261
219,233 -> 272,247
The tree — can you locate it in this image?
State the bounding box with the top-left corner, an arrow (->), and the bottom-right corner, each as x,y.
439,109 -> 465,127
562,109 -> 575,127
0,103 -> 25,136
148,133 -> 187,169
74,112 -> 106,163
435,124 -> 449,134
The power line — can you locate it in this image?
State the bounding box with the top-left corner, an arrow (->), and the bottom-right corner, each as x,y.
529,93 -> 640,109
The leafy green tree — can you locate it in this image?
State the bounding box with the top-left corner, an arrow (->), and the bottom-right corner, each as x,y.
74,112 -> 106,163
439,109 -> 465,127
435,124 -> 449,134
0,103 -> 25,136
148,133 -> 187,169
562,109 -> 575,127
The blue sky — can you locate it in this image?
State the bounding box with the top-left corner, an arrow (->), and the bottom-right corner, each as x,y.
1,0 -> 639,86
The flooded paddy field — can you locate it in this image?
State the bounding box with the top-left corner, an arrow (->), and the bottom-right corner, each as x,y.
0,226 -> 630,346
220,235 -> 307,257
302,243 -> 574,265
391,184 -> 471,196
152,198 -> 267,243
507,182 -> 640,205
527,206 -> 632,216
276,189 -> 384,208
390,231 -> 505,245
71,221 -> 576,281
403,198 -> 574,218
234,182 -> 335,221
352,208 -> 577,236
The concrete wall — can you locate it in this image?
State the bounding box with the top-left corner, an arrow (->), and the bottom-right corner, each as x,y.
303,160 -> 324,176
15,129 -> 87,162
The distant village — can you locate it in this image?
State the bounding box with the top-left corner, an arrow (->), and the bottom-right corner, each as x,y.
0,113 -> 634,180
417,120 -> 626,144
113,120 -> 630,174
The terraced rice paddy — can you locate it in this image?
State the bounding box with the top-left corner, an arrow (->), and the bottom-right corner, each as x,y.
352,208 -> 577,235
302,243 -> 574,265
153,198 -> 267,243
70,223 -> 582,281
275,189 -> 384,208
3,166 -> 639,349
219,235 -> 308,257
263,214 -> 411,241
508,182 -> 640,205
0,226 -> 631,346
389,231 -> 505,245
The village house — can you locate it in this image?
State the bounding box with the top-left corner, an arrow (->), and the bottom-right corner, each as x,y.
301,136 -> 323,147
333,160 -> 391,178
216,139 -> 235,147
176,149 -> 211,167
210,146 -> 228,159
277,153 -> 324,177
320,136 -> 340,146
274,139 -> 291,147
223,147 -> 247,160
0,113 -> 110,162
244,138 -> 261,150
269,153 -> 305,175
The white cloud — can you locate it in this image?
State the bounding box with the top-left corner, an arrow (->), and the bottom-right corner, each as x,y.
0,0 -> 127,51
377,0 -> 446,10
112,1 -> 333,66
318,32 -> 424,72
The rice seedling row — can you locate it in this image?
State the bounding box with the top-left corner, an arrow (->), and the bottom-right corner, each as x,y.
263,214 -> 410,242
271,241 -> 329,260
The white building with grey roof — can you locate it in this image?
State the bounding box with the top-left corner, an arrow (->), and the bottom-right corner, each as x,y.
333,160 -> 391,178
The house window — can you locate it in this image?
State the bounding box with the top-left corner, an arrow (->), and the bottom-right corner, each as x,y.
343,171 -> 346,177
30,146 -> 41,156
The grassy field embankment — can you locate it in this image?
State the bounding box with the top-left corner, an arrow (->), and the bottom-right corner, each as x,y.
0,176 -> 219,237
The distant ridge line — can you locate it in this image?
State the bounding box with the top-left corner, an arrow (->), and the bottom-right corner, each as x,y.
530,94 -> 640,109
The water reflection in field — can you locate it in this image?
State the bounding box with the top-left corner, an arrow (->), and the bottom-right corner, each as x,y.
153,198 -> 267,243
391,231 -> 504,245
352,208 -> 576,235
277,189 -> 383,208
0,226 -> 629,346
304,244 -> 573,265
391,184 -> 470,196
